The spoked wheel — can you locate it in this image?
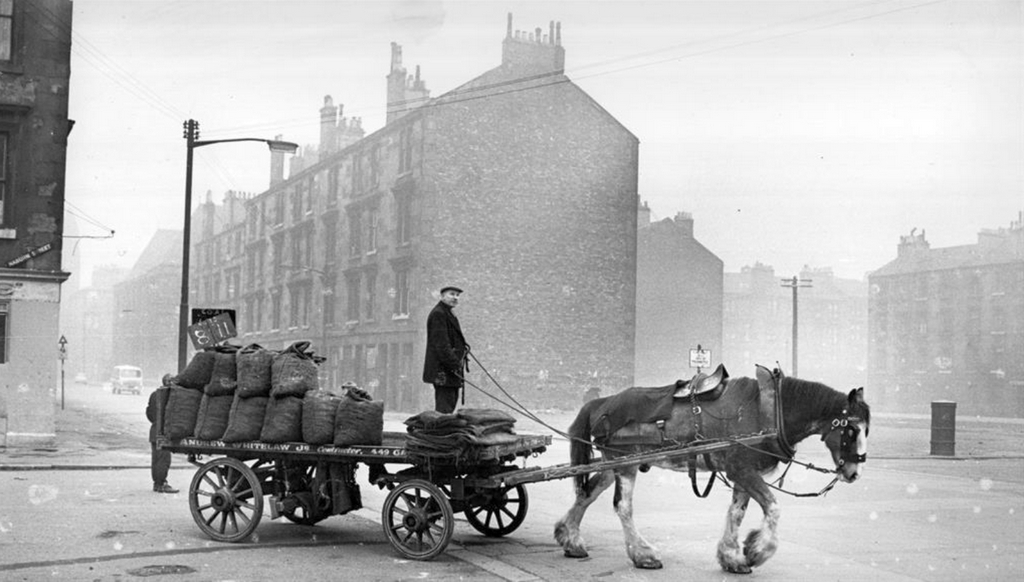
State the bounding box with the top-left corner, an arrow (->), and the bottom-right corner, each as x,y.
464,484 -> 529,537
189,457 -> 264,542
381,479 -> 455,560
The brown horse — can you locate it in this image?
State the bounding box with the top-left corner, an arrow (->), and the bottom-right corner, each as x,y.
554,366 -> 870,573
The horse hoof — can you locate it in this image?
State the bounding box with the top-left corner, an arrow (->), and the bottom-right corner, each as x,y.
634,557 -> 663,570
563,547 -> 589,559
724,564 -> 753,575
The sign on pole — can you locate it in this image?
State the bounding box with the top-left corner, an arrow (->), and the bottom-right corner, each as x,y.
187,308 -> 237,349
689,345 -> 711,370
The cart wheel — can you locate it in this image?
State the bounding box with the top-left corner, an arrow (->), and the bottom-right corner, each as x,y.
382,479 -> 454,560
465,484 -> 529,537
189,457 -> 264,542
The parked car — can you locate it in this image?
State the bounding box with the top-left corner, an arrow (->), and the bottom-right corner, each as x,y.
74,372 -> 88,384
110,365 -> 143,395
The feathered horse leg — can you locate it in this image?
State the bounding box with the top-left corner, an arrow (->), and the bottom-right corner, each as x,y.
613,465 -> 662,569
554,468 -> 614,558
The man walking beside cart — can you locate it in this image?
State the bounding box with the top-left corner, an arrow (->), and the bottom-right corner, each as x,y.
422,285 -> 469,413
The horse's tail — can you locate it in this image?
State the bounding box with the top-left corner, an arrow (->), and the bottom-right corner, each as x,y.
568,397 -> 603,495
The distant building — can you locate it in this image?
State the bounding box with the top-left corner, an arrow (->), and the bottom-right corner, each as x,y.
191,14 -> 639,411
723,263 -> 867,388
60,264 -> 128,384
868,214 -> 1024,416
0,0 -> 74,448
635,206 -> 723,385
111,231 -> 182,382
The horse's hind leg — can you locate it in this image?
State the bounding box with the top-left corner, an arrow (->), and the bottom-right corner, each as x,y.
613,466 -> 662,569
717,487 -> 753,574
555,469 -> 614,558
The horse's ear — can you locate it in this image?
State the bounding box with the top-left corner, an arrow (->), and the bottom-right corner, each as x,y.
848,387 -> 865,404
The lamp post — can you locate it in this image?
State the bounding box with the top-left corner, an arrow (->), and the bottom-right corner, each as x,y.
179,119 -> 299,372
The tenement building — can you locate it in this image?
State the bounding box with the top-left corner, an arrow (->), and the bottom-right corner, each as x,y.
868,214 -> 1024,416
191,15 -> 639,411
0,0 -> 73,448
634,205 -> 723,386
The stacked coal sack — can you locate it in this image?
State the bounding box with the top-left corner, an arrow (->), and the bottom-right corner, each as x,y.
302,388 -> 343,445
160,349 -> 217,439
404,409 -> 518,463
261,341 -> 321,443
193,346 -> 239,440
333,386 -> 384,447
221,344 -> 276,443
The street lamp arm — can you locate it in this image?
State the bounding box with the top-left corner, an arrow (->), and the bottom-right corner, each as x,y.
192,137 -> 300,153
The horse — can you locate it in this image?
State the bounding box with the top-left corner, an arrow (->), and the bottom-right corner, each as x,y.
554,365 -> 870,574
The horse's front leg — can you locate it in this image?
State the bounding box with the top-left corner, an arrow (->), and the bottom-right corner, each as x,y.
741,478 -> 780,569
716,486 -> 752,573
554,469 -> 614,558
614,465 -> 662,569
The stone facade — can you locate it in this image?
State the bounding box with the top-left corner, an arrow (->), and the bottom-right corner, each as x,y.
191,15 -> 639,412
0,0 -> 73,448
868,215 -> 1024,416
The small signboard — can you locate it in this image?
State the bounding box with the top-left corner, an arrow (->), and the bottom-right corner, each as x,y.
6,242 -> 53,267
187,309 -> 237,349
689,347 -> 711,369
191,308 -> 237,327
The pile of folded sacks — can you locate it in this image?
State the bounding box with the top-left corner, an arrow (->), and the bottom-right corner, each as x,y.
158,341 -> 383,447
404,408 -> 519,462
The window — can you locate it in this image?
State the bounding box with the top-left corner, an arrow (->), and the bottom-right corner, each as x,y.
292,184 -> 303,222
395,193 -> 412,245
0,132 -> 7,225
346,276 -> 360,322
324,278 -> 336,326
271,234 -> 284,278
348,212 -> 362,257
366,207 -> 379,254
301,285 -> 311,327
247,205 -> 259,241
273,191 -> 284,225
271,291 -> 282,330
323,218 -> 337,266
365,271 -> 376,321
398,126 -> 413,173
289,286 -> 299,328
291,232 -> 302,270
0,1 -> 12,62
393,268 -> 410,317
369,145 -> 381,189
303,177 -> 314,215
327,166 -> 339,208
0,300 -> 8,362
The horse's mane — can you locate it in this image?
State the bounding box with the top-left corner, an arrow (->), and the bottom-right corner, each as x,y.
781,376 -> 871,429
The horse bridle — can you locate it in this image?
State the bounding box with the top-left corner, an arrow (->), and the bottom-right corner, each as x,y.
822,411 -> 868,467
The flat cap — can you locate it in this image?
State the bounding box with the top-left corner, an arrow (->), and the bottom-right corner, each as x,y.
440,285 -> 463,295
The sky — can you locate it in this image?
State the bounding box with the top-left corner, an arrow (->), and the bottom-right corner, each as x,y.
61,0 -> 1023,286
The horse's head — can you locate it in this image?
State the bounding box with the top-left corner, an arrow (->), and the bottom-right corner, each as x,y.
821,387 -> 870,482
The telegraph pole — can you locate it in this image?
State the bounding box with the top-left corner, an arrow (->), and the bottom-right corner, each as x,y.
781,276 -> 812,376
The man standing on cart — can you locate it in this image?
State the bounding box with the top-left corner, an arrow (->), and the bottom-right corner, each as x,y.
422,285 -> 469,413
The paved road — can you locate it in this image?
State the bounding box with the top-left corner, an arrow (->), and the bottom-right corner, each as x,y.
1,383 -> 1021,581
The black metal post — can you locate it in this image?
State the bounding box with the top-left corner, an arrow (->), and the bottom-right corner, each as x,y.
179,119 -> 197,373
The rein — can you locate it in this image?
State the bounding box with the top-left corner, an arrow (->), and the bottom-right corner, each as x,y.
459,355 -> 854,499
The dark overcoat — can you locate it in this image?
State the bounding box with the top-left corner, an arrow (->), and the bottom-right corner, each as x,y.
422,301 -> 467,387
146,387 -> 170,442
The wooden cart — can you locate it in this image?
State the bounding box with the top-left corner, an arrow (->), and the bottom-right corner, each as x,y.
160,430 -> 775,560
